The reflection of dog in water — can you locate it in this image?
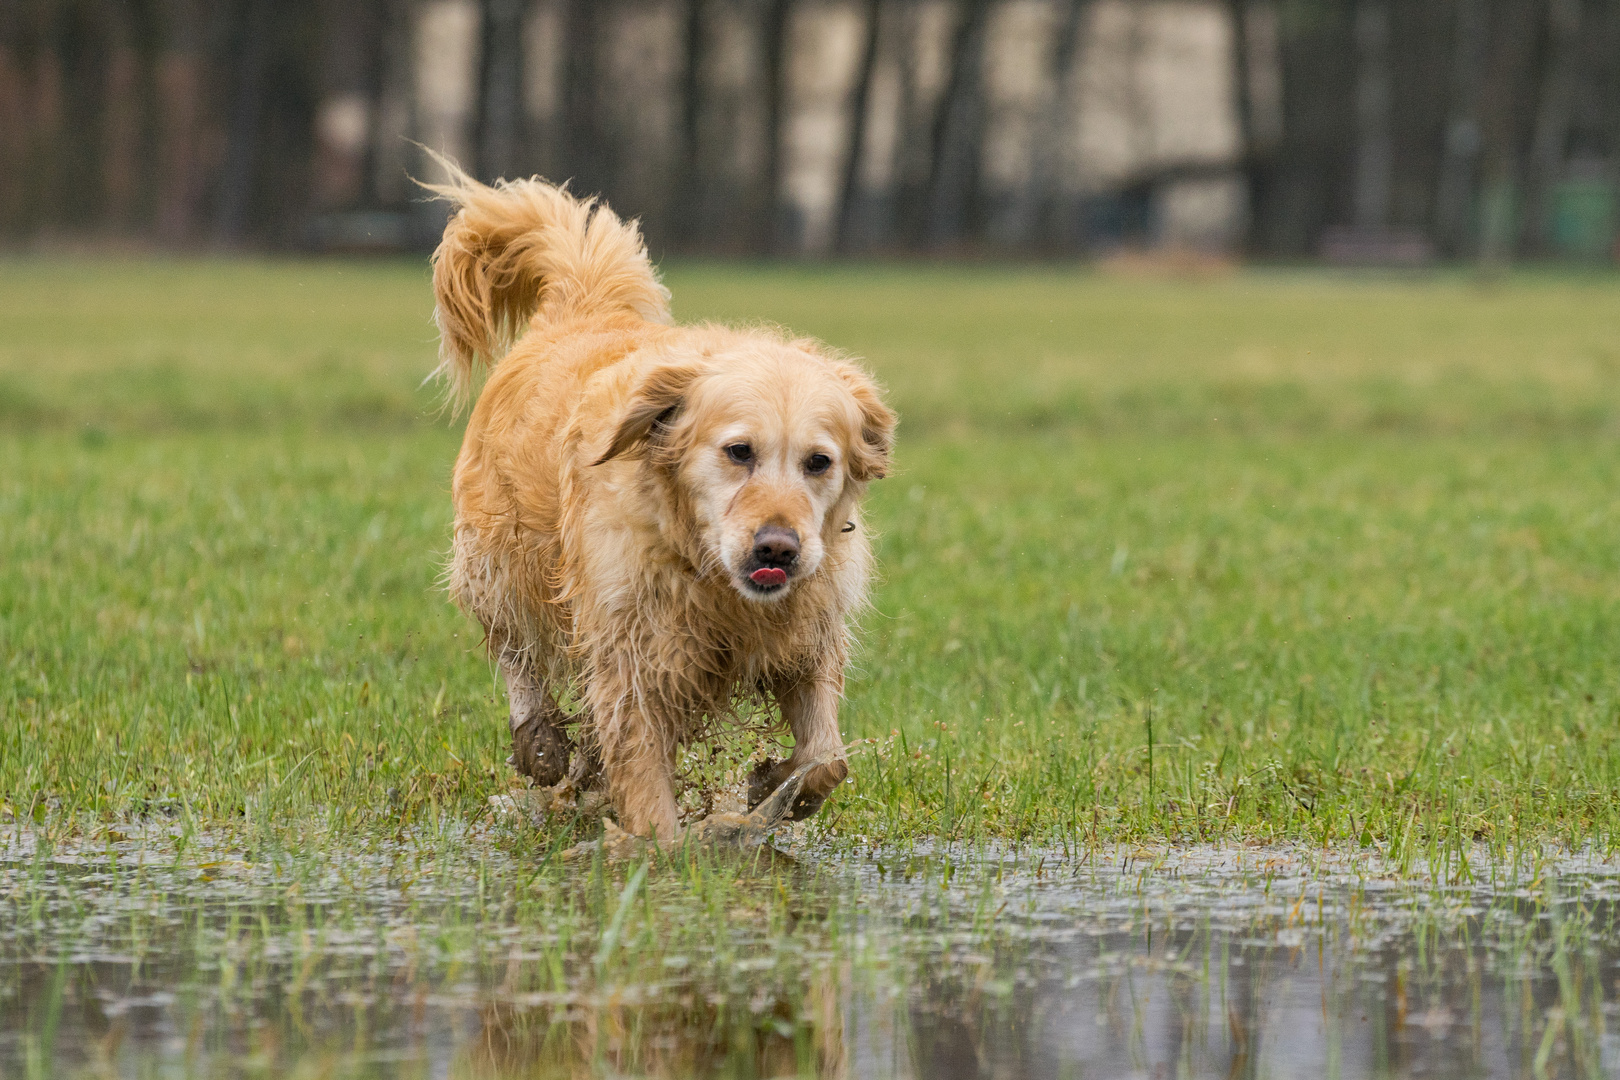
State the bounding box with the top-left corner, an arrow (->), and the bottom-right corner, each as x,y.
462,969 -> 846,1078
424,156 -> 894,841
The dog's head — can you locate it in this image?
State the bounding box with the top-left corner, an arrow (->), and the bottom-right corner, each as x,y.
595,335 -> 894,602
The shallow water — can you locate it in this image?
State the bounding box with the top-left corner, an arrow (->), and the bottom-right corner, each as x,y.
2,823 -> 1617,1079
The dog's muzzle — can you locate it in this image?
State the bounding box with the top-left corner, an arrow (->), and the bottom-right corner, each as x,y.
743,525 -> 799,594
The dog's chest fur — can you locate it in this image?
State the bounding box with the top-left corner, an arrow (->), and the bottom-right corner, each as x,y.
450,514 -> 845,701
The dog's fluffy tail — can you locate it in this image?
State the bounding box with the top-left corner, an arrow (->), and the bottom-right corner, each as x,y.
420,151 -> 671,410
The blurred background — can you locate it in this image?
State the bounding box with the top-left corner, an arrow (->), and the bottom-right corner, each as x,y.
3,0 -> 1620,263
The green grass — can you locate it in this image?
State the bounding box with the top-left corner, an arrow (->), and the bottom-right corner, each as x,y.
3,258 -> 1619,858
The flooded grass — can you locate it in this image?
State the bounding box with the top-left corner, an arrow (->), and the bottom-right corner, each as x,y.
3,260 -> 1620,1075
4,820 -> 1619,1078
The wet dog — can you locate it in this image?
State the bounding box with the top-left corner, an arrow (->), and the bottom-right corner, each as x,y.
425,159 -> 894,841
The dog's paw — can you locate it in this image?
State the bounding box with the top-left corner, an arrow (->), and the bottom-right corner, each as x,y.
747,757 -> 839,822
784,788 -> 827,822
511,716 -> 570,786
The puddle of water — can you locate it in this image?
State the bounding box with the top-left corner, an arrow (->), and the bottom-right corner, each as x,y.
2,822 -> 1617,1079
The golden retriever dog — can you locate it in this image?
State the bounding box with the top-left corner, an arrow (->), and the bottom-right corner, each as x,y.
424,161 -> 895,842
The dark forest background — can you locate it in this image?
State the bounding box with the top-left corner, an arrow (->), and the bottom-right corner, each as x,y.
4,0 -> 1620,262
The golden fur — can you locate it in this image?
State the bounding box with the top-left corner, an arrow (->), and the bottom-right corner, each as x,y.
424,159 -> 895,841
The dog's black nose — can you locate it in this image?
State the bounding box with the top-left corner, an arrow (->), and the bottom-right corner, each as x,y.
752,526 -> 800,568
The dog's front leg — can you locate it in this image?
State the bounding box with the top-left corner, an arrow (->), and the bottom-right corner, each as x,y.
591,679 -> 681,841
749,670 -> 849,821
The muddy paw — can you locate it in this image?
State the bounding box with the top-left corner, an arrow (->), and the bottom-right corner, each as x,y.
747,757 -> 832,822
511,716 -> 570,786
783,788 -> 827,822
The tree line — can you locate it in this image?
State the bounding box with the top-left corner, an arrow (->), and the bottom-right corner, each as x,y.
3,0 -> 1618,261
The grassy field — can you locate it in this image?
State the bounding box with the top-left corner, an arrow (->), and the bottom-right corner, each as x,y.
3,258 -> 1619,861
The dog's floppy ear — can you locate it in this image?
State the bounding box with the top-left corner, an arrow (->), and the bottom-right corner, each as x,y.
839,365 -> 896,481
593,362 -> 705,465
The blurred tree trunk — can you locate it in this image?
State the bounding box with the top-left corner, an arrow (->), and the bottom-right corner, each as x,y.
925,0 -> 989,248
677,0 -> 706,245
23,2 -> 66,235
155,0 -> 206,243
477,0 -> 524,180
0,3 -> 34,235
413,0 -> 483,178
840,0 -> 920,252
889,0 -> 963,248
1433,0 -> 1488,256
762,0 -> 791,251
835,0 -> 883,252
561,0 -> 603,193
1475,0 -> 1541,270
514,0 -> 566,181
1227,0 -> 1254,159
100,0 -> 142,232
1350,0 -> 1391,232
1227,0 -> 1251,142
1520,0 -> 1582,254
312,0 -> 387,211
370,0 -> 419,208
0,32 -> 22,233
978,0 -> 1064,248
592,0 -> 685,249
1227,0 -> 1283,254
558,0 -> 688,247
215,0 -> 275,244
682,0 -> 776,252
776,0 -> 869,254
1031,0 -> 1087,249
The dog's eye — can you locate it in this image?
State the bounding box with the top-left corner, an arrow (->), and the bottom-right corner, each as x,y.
805,453 -> 832,475
725,443 -> 754,465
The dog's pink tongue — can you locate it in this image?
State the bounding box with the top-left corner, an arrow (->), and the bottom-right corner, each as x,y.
750,567 -> 788,587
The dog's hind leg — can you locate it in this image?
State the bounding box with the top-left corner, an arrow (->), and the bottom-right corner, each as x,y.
452,531 -> 574,785
501,652 -> 573,787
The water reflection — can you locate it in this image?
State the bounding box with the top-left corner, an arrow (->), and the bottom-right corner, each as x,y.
892,907 -> 1616,1079
870,848 -> 1620,1079
462,978 -> 846,1079
1,827 -> 1616,1079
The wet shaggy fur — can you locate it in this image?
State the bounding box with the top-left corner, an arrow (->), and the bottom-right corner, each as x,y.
424,159 -> 895,841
